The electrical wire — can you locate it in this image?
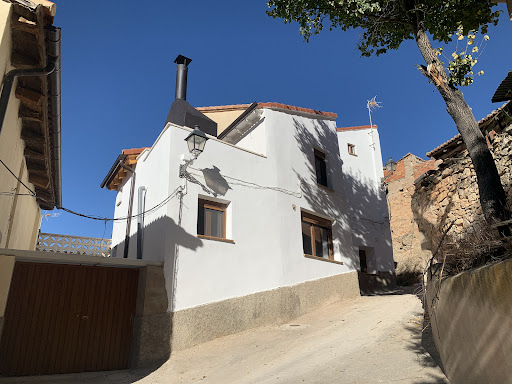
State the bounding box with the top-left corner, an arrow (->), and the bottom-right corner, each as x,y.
0,191 -> 36,196
1,156 -> 183,222
0,159 -> 36,196
59,186 -> 182,222
188,166 -> 302,197
1,156 -> 392,227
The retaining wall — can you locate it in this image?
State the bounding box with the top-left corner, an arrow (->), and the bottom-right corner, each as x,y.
426,258 -> 512,384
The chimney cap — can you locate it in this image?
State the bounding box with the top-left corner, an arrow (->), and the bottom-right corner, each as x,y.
174,54 -> 192,66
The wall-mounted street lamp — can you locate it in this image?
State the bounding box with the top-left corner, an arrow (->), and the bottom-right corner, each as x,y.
180,125 -> 208,178
185,125 -> 208,158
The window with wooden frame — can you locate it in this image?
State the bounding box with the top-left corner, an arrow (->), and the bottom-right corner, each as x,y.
301,211 -> 334,261
347,143 -> 356,156
197,199 -> 227,240
314,149 -> 328,187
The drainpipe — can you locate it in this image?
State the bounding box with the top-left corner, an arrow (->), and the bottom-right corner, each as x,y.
137,186 -> 146,260
0,63 -> 55,136
46,26 -> 62,208
120,162 -> 136,259
0,25 -> 62,209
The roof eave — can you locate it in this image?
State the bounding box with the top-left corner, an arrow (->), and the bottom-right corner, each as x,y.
100,154 -> 127,189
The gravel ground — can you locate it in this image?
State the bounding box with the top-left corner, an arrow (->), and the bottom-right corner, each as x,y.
2,287 -> 449,384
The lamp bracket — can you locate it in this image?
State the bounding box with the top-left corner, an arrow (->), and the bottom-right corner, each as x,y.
179,157 -> 196,178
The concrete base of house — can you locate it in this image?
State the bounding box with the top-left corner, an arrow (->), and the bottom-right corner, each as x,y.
131,312 -> 172,368
358,271 -> 397,295
169,271 -> 360,351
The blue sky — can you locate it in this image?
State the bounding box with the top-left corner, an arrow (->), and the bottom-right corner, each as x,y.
40,1 -> 512,237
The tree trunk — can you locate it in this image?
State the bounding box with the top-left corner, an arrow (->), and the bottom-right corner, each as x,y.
413,21 -> 510,228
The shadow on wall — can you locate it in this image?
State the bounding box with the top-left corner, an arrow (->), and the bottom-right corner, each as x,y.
412,175 -> 512,275
425,259 -> 512,384
113,214 -> 203,370
201,166 -> 232,196
292,118 -> 395,291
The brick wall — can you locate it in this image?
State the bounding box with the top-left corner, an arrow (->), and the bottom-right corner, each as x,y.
385,155 -> 436,277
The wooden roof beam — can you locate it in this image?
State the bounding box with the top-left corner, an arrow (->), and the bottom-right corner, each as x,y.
24,147 -> 45,161
29,172 -> 50,189
15,87 -> 44,109
11,16 -> 37,34
19,104 -> 42,120
21,127 -> 44,143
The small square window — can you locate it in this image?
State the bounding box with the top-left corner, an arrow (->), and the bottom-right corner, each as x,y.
301,212 -> 334,261
314,149 -> 328,187
348,144 -> 356,156
197,199 -> 227,240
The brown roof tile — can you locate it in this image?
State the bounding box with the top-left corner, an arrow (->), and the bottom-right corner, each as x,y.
427,101 -> 511,158
122,147 -> 149,155
385,159 -> 406,182
413,159 -> 436,179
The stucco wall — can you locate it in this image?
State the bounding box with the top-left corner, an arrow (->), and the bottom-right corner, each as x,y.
0,2 -> 41,251
426,258 -> 512,384
337,127 -> 395,275
107,107 -> 398,353
110,109 -> 395,314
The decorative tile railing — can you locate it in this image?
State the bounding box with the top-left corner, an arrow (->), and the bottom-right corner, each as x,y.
37,233 -> 112,257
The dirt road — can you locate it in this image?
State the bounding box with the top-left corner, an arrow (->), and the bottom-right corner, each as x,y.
4,288 -> 449,384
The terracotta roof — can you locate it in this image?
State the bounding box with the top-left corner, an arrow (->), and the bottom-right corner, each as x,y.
426,101 -> 511,159
197,102 -> 337,119
122,147 -> 149,155
384,160 -> 406,182
337,125 -> 377,132
413,159 -> 436,179
383,154 -> 435,183
492,71 -> 512,103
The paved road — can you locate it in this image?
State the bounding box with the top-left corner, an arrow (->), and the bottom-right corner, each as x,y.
4,288 -> 449,384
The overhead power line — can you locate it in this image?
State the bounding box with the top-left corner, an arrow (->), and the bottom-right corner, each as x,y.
0,157 -> 182,222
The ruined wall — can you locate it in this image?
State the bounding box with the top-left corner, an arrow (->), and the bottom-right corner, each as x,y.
385,155 -> 436,278
412,123 -> 512,254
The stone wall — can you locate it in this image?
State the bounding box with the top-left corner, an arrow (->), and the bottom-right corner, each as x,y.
412,123 -> 512,256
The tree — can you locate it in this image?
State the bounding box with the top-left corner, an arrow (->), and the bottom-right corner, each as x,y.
267,0 -> 510,229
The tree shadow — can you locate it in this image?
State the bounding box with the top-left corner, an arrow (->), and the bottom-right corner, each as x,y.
292,118 -> 396,292
400,295 -> 449,384
112,214 -> 203,375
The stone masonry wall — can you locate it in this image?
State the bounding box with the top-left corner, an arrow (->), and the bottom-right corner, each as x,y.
412,123 -> 512,253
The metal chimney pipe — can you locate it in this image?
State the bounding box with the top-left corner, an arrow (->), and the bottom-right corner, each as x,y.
174,54 -> 192,100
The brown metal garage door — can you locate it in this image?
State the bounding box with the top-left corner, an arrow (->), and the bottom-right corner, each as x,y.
0,262 -> 139,376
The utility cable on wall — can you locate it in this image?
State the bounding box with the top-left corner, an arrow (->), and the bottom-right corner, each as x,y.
0,156 -> 183,222
2,156 -> 392,228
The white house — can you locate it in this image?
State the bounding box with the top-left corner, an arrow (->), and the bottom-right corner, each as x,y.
100,56 -> 394,361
